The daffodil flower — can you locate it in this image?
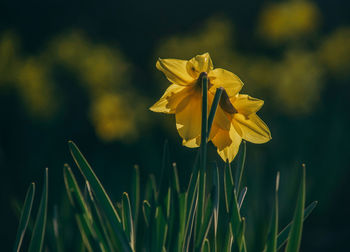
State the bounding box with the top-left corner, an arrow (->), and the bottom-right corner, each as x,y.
150,53 -> 241,143
150,52 -> 271,162
211,92 -> 271,162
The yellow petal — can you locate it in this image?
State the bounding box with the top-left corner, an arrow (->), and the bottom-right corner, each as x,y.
211,125 -> 242,163
150,84 -> 194,114
175,90 -> 202,140
233,113 -> 272,143
232,94 -> 264,116
182,137 -> 200,148
156,58 -> 195,86
208,68 -> 243,97
186,52 -> 214,78
208,92 -> 231,131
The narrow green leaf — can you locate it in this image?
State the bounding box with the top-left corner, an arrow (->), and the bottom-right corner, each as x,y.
13,183 -> 35,252
224,162 -> 234,213
277,201 -> 317,250
195,195 -> 213,251
28,168 -> 48,252
284,165 -> 306,252
265,172 -> 280,252
203,239 -> 210,252
176,192 -> 187,252
131,165 -> 140,230
171,162 -> 180,194
85,181 -> 116,251
238,187 -> 247,209
52,205 -> 64,252
68,141 -> 132,252
142,200 -> 151,227
235,141 -> 246,193
230,189 -> 244,252
183,174 -> 199,252
152,206 -> 168,252
213,163 -> 220,238
122,192 -> 135,250
63,165 -> 105,252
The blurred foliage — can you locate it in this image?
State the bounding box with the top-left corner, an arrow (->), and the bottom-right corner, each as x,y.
0,31 -> 148,142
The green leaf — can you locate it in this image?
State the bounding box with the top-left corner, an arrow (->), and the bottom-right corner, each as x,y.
85,181 -> 116,251
284,165 -> 306,252
13,183 -> 35,252
28,168 -> 48,252
230,189 -> 244,252
52,205 -> 64,252
183,173 -> 199,252
68,141 -> 132,252
265,172 -> 280,252
213,163 -> 220,238
152,206 -> 168,252
277,201 -> 317,250
142,200 -> 151,227
122,192 -> 135,250
131,165 -> 140,230
203,239 -> 210,252
235,141 -> 246,193
238,187 -> 247,209
224,162 -> 234,213
63,164 -> 105,252
195,195 -> 213,251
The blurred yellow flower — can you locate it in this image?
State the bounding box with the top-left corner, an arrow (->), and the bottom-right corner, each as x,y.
90,94 -> 138,142
319,27 -> 350,76
259,0 -> 320,43
150,53 -> 271,162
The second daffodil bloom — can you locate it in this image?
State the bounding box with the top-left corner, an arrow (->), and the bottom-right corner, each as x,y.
211,93 -> 271,162
150,53 -> 271,162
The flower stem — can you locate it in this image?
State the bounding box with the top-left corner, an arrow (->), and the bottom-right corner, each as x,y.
195,73 -> 208,246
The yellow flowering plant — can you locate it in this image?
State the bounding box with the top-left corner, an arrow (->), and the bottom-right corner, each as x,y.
150,52 -> 271,162
12,53 -> 316,252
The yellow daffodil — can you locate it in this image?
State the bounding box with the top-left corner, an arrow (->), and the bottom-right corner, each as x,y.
150,52 -> 271,162
150,53 -> 242,144
211,92 -> 271,162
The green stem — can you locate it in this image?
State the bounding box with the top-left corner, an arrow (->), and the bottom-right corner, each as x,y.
195,73 -> 208,248
200,73 -> 208,172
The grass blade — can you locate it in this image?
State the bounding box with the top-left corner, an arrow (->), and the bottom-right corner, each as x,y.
142,200 -> 151,227
284,165 -> 306,252
13,183 -> 35,252
122,192 -> 135,250
277,201 -> 317,250
28,168 -> 48,252
131,165 -> 140,230
203,239 -> 210,252
238,187 -> 247,209
68,141 -> 132,252
64,164 -> 107,252
235,141 -> 246,193
265,172 -> 280,252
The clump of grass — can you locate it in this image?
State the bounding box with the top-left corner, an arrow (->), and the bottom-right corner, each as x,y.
13,76 -> 317,251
